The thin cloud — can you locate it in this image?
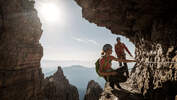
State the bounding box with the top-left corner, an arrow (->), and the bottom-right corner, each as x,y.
72,37 -> 87,43
88,39 -> 98,45
72,37 -> 98,45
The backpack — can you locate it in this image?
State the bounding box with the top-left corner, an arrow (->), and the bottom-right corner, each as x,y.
95,59 -> 101,77
95,56 -> 111,77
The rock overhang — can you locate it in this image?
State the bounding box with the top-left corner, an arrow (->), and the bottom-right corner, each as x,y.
75,0 -> 177,49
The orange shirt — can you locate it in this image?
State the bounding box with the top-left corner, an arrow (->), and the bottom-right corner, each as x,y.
115,42 -> 131,57
99,56 -> 114,72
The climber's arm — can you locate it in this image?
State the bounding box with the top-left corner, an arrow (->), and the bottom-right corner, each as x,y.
124,44 -> 133,57
115,44 -> 118,54
98,71 -> 117,76
112,56 -> 136,63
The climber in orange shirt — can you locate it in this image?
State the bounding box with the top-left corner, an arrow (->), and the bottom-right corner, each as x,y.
98,44 -> 136,89
115,37 -> 133,77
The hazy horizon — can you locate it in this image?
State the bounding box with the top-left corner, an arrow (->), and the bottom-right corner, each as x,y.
42,64 -> 105,100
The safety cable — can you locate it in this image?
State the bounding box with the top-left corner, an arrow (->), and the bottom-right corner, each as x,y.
144,62 -> 177,64
127,61 -> 177,70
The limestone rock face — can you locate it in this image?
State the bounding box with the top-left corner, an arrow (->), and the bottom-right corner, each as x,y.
128,43 -> 177,100
75,0 -> 177,99
0,0 -> 43,100
84,80 -> 103,100
75,0 -> 177,46
0,1 -> 79,100
1,0 -> 177,99
99,82 -> 143,100
43,67 -> 79,100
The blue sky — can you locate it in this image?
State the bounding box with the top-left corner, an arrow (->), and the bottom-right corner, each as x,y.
35,0 -> 135,67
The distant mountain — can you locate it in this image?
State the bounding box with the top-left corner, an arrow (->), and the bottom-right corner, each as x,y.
42,65 -> 105,100
42,61 -> 135,100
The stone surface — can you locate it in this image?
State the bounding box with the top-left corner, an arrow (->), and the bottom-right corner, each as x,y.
75,0 -> 177,99
75,0 -> 177,46
42,67 -> 79,100
84,80 -> 103,100
0,1 -> 79,100
0,0 -> 43,100
99,82 -> 143,100
1,0 -> 177,99
128,43 -> 177,100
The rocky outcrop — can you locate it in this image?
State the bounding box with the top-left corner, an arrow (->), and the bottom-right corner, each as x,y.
75,0 -> 177,46
43,67 -> 79,100
75,0 -> 177,100
1,0 -> 177,100
0,0 -> 44,100
128,43 -> 177,100
84,80 -> 103,100
99,82 -> 143,100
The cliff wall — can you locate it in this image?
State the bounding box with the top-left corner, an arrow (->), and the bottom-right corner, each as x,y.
75,0 -> 177,99
0,0 -> 43,100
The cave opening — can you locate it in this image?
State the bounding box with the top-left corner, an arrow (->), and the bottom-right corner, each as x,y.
34,0 -> 135,100
0,0 -> 176,100
34,0 -> 136,77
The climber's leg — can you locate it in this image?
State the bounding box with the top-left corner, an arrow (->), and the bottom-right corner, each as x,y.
118,56 -> 123,66
114,81 -> 122,89
109,80 -> 115,89
110,74 -> 122,89
122,54 -> 129,78
115,68 -> 128,83
119,61 -> 122,66
109,76 -> 115,89
124,65 -> 129,78
104,76 -> 108,82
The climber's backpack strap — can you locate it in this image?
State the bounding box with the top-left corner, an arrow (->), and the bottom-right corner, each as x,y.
95,59 -> 101,76
95,56 -> 110,77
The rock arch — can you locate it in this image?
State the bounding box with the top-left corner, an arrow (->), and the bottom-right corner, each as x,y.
0,0 -> 177,100
75,0 -> 177,99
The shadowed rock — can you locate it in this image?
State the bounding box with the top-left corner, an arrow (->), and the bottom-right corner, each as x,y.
75,0 -> 177,99
0,0 -> 177,100
0,0 -> 43,100
43,66 -> 79,100
84,80 -> 103,100
99,82 -> 144,100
